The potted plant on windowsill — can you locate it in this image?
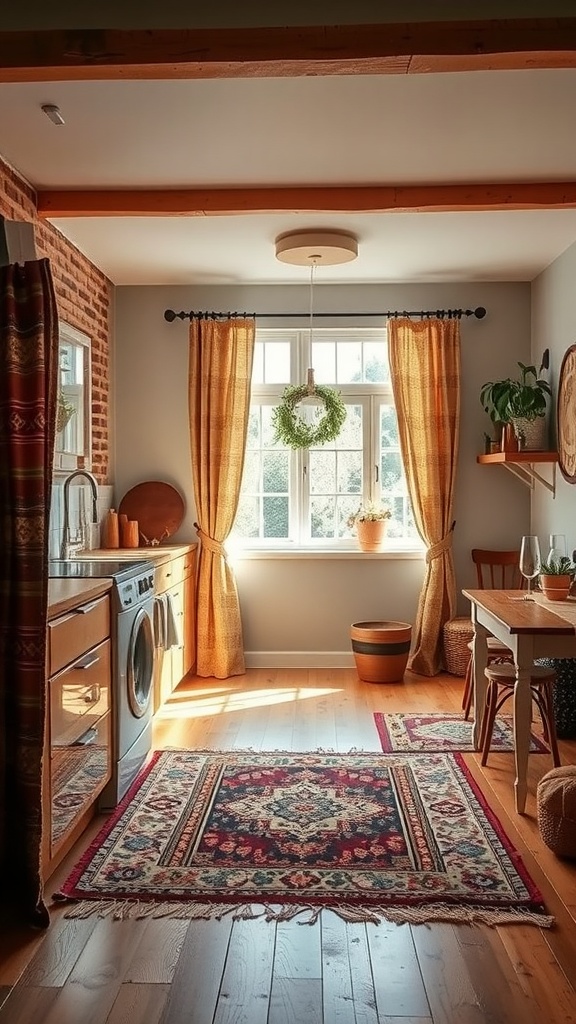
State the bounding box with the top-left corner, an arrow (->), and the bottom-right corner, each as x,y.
480,352 -> 551,452
539,555 -> 576,602
347,501 -> 392,552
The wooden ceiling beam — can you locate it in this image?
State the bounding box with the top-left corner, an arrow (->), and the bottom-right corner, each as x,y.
1,20 -> 576,82
37,183 -> 576,218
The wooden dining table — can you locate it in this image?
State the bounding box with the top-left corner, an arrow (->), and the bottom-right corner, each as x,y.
462,588 -> 576,814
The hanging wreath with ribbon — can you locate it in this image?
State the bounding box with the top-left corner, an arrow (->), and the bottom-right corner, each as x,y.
272,369 -> 347,449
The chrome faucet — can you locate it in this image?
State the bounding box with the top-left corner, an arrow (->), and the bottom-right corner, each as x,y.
60,470 -> 99,559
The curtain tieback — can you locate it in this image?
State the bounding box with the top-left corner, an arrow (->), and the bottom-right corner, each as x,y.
194,522 -> 224,556
426,533 -> 453,564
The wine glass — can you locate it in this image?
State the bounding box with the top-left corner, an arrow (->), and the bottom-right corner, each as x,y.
519,535 -> 541,596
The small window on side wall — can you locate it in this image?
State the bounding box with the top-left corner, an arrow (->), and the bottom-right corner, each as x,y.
54,323 -> 92,472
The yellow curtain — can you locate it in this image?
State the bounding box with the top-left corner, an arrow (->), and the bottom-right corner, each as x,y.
388,318 -> 460,676
188,316 -> 255,678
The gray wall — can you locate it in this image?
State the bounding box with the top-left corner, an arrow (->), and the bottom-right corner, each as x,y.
115,281 -> 531,666
531,240 -> 576,555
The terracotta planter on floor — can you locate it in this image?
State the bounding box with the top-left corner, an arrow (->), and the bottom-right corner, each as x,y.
350,620 -> 412,683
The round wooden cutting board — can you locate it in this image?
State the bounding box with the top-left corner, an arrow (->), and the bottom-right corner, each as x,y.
118,481 -> 185,545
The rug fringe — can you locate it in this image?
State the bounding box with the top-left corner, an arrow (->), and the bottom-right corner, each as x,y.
57,899 -> 554,928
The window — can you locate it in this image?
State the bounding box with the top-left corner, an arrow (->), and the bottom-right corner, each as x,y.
54,323 -> 92,473
231,327 -> 419,550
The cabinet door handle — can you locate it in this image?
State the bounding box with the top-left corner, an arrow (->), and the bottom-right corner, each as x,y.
76,654 -> 100,670
75,600 -> 101,614
72,726 -> 98,747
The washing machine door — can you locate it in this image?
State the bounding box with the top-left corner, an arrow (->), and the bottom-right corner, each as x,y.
127,605 -> 154,718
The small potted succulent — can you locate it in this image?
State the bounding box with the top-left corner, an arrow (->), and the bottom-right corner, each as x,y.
539,555 -> 576,602
347,500 -> 392,552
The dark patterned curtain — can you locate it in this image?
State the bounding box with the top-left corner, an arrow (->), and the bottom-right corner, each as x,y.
0,258 -> 58,925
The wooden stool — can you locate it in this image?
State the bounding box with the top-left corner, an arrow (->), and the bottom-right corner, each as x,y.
462,636 -> 515,720
480,662 -> 560,767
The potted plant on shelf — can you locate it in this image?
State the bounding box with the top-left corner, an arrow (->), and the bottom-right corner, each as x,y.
480,352 -> 551,452
347,500 -> 392,552
539,555 -> 576,602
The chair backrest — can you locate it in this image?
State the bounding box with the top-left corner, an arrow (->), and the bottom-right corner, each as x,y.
471,548 -> 524,590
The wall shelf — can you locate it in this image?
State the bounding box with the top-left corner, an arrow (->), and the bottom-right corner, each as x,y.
477,451 -> 558,497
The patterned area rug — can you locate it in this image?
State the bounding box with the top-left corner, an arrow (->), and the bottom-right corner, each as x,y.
55,749 -> 552,927
374,712 -> 549,754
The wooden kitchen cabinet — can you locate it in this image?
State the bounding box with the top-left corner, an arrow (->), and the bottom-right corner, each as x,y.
153,546 -> 197,712
44,587 -> 112,878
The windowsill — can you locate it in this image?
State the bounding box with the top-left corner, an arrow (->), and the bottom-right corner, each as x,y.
229,546 -> 425,560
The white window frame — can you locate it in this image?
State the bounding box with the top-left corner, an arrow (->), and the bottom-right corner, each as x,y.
230,327 -> 423,555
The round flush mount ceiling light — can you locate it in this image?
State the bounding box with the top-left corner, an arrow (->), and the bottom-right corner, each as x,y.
275,229 -> 358,266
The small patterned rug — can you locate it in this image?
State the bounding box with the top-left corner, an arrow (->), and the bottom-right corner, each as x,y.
55,748 -> 552,927
374,712 -> 549,754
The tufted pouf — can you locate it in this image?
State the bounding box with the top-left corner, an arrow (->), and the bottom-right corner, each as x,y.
537,766 -> 576,858
442,616 -> 474,676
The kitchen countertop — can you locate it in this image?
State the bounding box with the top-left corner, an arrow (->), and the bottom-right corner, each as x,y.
73,543 -> 196,565
48,577 -> 113,620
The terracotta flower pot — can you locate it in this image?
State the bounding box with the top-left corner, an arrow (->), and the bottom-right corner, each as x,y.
350,620 -> 412,683
355,518 -> 387,552
540,574 -> 572,601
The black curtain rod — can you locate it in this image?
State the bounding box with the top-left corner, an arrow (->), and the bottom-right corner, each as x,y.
164,306 -> 487,323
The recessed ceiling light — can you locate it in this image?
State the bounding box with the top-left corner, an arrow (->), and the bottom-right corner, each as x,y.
41,104 -> 65,126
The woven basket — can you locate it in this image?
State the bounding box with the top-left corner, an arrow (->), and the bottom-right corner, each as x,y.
442,616 -> 474,676
537,766 -> 576,858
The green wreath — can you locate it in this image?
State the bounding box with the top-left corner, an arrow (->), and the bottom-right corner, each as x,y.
272,383 -> 347,449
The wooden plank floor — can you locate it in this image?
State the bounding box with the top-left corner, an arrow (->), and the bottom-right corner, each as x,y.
1,667 -> 576,1024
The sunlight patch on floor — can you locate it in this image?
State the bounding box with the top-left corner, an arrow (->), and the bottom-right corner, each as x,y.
155,686 -> 341,719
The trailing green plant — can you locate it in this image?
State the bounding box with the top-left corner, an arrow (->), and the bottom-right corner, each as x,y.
480,356 -> 551,426
539,556 -> 576,576
272,383 -> 346,449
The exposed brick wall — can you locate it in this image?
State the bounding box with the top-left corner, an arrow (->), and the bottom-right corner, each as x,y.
1,155 -> 112,484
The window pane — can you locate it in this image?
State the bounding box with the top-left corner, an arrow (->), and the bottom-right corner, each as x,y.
309,450 -> 336,494
311,341 -> 335,382
234,495 -> 260,538
379,403 -> 418,542
336,404 -> 362,449
310,496 -> 336,539
246,408 -> 261,446
263,450 -> 289,492
364,341 -> 388,383
264,341 -> 291,383
242,451 -> 261,492
262,406 -> 282,447
337,342 -> 362,383
337,451 -> 362,495
263,496 -> 289,538
252,343 -> 264,385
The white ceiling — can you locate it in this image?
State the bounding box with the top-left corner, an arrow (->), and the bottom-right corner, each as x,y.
2,68 -> 576,285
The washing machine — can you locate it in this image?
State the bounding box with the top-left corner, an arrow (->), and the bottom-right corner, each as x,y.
98,560 -> 156,809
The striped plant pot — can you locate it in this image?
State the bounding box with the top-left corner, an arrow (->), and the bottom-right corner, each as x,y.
350,620 -> 412,683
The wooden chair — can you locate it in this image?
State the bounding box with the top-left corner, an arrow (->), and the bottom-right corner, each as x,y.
462,548 -> 523,719
480,662 -> 561,767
